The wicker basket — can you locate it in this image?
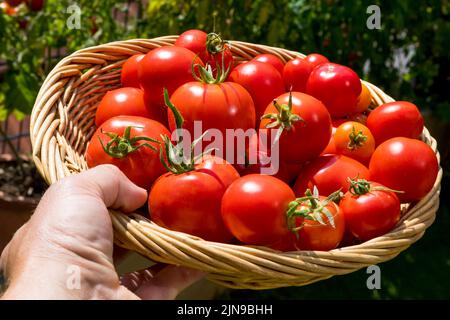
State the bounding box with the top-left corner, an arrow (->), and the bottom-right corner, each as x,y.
30,36 -> 442,290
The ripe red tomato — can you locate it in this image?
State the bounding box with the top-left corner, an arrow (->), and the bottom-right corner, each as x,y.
149,155 -> 238,242
293,154 -> 370,196
304,53 -> 329,69
252,54 -> 284,75
272,196 -> 345,251
340,180 -> 401,241
306,63 -> 362,117
138,46 -> 204,120
86,116 -> 170,190
282,57 -> 313,92
229,61 -> 284,122
260,92 -> 331,164
175,29 -> 209,62
221,174 -> 295,245
121,54 -> 145,89
334,121 -> 375,164
95,88 -> 158,127
369,137 -> 438,203
366,101 -> 424,145
167,81 -> 256,155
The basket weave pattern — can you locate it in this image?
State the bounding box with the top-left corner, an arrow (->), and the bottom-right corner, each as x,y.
30,36 -> 442,289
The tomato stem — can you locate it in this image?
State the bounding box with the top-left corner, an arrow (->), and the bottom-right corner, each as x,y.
98,126 -> 159,159
347,126 -> 367,150
347,178 -> 404,195
261,91 -> 305,143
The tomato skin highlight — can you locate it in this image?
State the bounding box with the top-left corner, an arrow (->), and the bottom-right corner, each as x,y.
229,61 -> 284,122
86,116 -> 170,190
283,58 -> 313,92
340,182 -> 400,241
369,137 -> 438,203
221,175 -> 295,245
260,92 -> 332,165
253,53 -> 284,76
367,101 -> 424,146
149,155 -> 238,243
334,121 -> 375,165
121,54 -> 145,89
305,53 -> 329,69
167,81 -> 255,163
95,87 -> 155,127
138,46 -> 204,122
306,63 -> 362,117
175,29 -> 209,62
293,154 -> 370,196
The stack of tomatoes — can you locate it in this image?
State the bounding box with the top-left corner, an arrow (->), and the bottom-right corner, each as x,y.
86,29 -> 439,251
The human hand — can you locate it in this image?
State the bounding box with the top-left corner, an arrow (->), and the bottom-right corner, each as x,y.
0,165 -> 204,300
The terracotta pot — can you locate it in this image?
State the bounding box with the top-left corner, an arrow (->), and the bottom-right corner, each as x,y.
0,154 -> 40,253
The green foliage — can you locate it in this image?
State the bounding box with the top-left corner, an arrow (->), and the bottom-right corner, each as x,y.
0,0 -> 448,122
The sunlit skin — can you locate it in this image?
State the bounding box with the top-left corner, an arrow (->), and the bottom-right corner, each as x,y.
0,165 -> 204,299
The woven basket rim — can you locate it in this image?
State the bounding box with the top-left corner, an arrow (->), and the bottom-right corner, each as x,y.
29,35 -> 442,290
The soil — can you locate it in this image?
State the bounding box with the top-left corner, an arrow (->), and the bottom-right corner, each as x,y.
0,157 -> 47,201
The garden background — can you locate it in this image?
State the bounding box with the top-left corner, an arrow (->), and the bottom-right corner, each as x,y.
0,0 -> 449,299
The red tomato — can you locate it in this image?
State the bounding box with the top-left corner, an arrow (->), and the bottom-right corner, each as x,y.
282,57 -> 313,92
306,63 -> 362,117
206,45 -> 234,74
340,180 -> 401,241
293,154 -> 370,196
175,29 -> 209,62
95,88 -> 158,127
253,54 -> 284,75
260,92 -> 331,164
221,175 -> 295,245
334,121 -> 375,165
86,116 -> 170,190
229,61 -> 284,122
366,101 -> 424,145
138,46 -> 204,121
305,53 -> 329,69
167,81 -> 255,159
149,155 -> 238,243
369,137 -> 438,203
121,54 -> 145,89
272,196 -> 345,251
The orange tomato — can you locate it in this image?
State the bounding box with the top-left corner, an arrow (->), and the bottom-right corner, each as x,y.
355,82 -> 371,113
334,121 -> 375,164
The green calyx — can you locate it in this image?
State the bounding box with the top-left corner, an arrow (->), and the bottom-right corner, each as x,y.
286,187 -> 343,236
261,91 -> 305,143
99,126 -> 158,158
161,88 -> 214,175
206,32 -> 227,54
348,178 -> 404,196
347,126 -> 367,150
